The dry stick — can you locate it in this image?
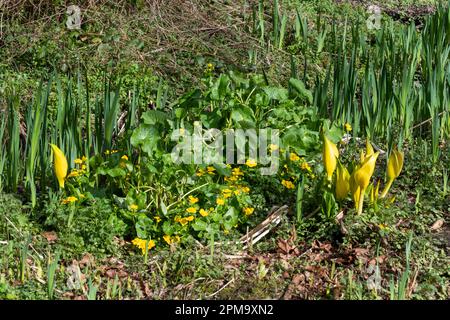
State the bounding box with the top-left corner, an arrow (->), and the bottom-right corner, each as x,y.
205,278 -> 235,299
3,215 -> 44,260
411,111 -> 446,130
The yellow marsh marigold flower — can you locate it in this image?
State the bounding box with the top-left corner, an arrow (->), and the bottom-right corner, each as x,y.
196,169 -> 205,177
345,123 -> 352,132
289,153 -> 300,162
281,179 -> 295,189
154,216 -> 161,223
74,158 -> 83,165
322,135 -> 339,181
216,197 -> 225,205
163,235 -> 180,245
232,168 -> 244,176
163,235 -> 172,245
50,144 -> 68,189
243,207 -> 254,216
129,204 -> 138,211
121,155 -> 129,161
222,189 -> 233,198
269,144 -> 279,152
67,169 -> 81,178
241,186 -> 250,193
186,207 -> 197,214
224,175 -> 238,183
132,238 -> 155,255
301,162 -> 312,172
207,166 -> 216,174
62,196 -> 78,204
188,195 -> 199,204
199,209 -> 209,217
245,159 -> 257,167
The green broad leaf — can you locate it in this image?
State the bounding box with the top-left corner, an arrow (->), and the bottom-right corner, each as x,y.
135,214 -> 153,239
162,221 -> 175,235
105,167 -> 126,178
263,86 -> 289,101
192,220 -> 208,231
289,78 -> 313,104
130,124 -> 161,155
223,207 -> 238,230
211,74 -> 230,100
160,201 -> 168,216
213,163 -> 231,176
231,106 -> 255,128
282,127 -> 319,152
142,110 -> 169,125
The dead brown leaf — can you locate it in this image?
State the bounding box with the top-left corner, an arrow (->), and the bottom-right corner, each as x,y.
42,231 -> 58,243
369,255 -> 386,265
430,219 -> 444,231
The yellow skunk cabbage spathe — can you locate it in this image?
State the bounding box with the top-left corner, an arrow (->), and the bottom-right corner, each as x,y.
323,135 -> 339,181
335,162 -> 350,201
353,151 -> 379,215
50,144 -> 68,189
380,147 -> 404,198
365,138 -> 374,158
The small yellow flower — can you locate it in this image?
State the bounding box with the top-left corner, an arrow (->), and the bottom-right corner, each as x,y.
129,204 -> 138,211
224,175 -> 238,182
188,195 -> 199,204
232,168 -> 244,176
241,186 -> 250,193
121,155 -> 129,161
216,197 -> 225,205
196,169 -> 205,177
301,162 -> 312,172
289,153 -> 300,162
81,156 -> 87,162
207,166 -> 216,175
281,179 -> 295,189
199,209 -> 209,217
132,238 -> 155,255
222,189 -> 233,198
243,207 -> 254,216
245,159 -> 257,168
345,123 -> 352,132
154,216 -> 161,223
269,144 -> 279,152
74,158 -> 83,165
62,196 -> 78,204
186,207 -> 197,214
67,169 -> 81,178
81,165 -> 87,170
186,215 -> 194,221
163,235 -> 172,245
